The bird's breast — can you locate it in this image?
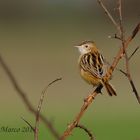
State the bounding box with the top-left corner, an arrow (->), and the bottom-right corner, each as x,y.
80,68 -> 101,86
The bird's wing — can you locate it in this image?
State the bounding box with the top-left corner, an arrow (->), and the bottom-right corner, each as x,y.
80,52 -> 107,78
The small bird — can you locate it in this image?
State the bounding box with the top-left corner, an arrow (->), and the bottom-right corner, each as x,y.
75,41 -> 117,96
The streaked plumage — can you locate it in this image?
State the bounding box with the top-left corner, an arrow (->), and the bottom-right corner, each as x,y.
75,41 -> 116,96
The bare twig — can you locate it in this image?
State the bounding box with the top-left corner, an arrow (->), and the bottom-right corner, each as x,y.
118,0 -> 122,25
118,46 -> 139,76
131,23 -> 140,39
117,0 -> 129,77
76,124 -> 95,140
106,61 -> 128,77
127,75 -> 140,103
125,23 -> 140,48
21,117 -> 35,132
128,46 -> 139,60
97,0 -> 121,33
118,0 -> 140,104
118,69 -> 127,76
0,54 -> 60,140
109,22 -> 140,74
108,34 -> 122,40
107,46 -> 139,77
34,78 -> 62,140
129,80 -> 140,103
61,85 -> 102,140
118,46 -> 139,77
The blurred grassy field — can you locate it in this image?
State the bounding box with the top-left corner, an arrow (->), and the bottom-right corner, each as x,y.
0,1 -> 140,140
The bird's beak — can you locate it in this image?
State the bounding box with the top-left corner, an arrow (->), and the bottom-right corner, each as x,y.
74,46 -> 80,48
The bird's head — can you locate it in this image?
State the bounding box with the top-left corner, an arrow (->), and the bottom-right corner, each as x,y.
75,41 -> 97,54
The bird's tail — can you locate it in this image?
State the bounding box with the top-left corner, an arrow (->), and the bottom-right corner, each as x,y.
103,82 -> 117,96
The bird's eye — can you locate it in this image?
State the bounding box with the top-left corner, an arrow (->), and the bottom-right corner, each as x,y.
85,45 -> 88,48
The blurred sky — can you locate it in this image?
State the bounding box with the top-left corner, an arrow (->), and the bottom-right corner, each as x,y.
0,0 -> 140,111
0,0 -> 140,20
0,0 -> 140,117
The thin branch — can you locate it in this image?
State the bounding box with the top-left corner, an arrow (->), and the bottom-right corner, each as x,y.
126,23 -> 140,46
118,0 -> 122,25
118,0 -> 128,76
108,34 -> 122,40
118,0 -> 125,43
21,117 -> 35,132
0,54 -> 60,140
118,0 -> 140,104
97,0 -> 121,33
34,78 -> 62,140
105,60 -> 128,76
128,46 -> 139,60
109,23 -> 140,74
97,0 -> 140,61
127,76 -> 140,103
61,85 -> 102,140
118,70 -> 140,103
129,80 -> 140,103
131,23 -> 140,39
118,69 -> 127,76
76,124 -> 95,140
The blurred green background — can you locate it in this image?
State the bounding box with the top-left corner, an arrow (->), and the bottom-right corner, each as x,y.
0,0 -> 140,140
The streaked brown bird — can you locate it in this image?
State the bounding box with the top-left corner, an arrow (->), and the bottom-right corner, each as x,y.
75,41 -> 117,96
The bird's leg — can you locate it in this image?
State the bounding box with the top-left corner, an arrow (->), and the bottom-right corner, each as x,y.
95,84 -> 103,94
84,84 -> 103,102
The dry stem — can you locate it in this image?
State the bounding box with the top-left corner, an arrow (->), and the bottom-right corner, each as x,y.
21,117 -> 35,132
97,0 -> 121,33
60,85 -> 101,139
128,46 -> 139,60
0,55 -> 60,140
34,78 -> 62,140
117,0 -> 140,104
76,124 -> 94,140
